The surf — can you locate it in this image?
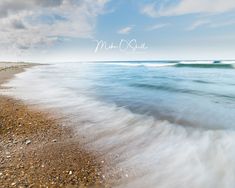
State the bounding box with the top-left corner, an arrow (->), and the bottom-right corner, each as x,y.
2,62 -> 235,188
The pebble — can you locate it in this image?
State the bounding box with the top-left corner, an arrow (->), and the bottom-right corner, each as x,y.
0,96 -> 108,187
25,140 -> 31,145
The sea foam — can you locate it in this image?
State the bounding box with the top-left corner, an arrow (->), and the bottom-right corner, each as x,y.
2,63 -> 235,188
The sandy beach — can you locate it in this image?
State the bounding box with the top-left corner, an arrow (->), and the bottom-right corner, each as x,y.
0,63 -> 32,86
0,63 -> 110,187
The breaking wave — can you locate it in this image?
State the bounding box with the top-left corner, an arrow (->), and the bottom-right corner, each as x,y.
2,63 -> 235,188
97,61 -> 235,69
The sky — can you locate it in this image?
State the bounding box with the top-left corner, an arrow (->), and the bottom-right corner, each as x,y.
0,0 -> 235,62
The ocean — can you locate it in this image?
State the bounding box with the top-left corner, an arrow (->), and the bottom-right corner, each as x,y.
3,61 -> 235,188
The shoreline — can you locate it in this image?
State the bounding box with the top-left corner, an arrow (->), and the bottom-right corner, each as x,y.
0,63 -> 34,86
0,63 -> 111,187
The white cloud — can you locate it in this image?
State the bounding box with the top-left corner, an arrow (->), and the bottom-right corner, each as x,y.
141,3 -> 158,18
141,0 -> 235,17
187,20 -> 211,30
187,19 -> 235,30
0,0 -> 63,18
0,0 -> 109,50
118,26 -> 133,35
146,23 -> 169,31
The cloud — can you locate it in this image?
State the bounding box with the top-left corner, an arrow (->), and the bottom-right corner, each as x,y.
187,20 -> 210,30
0,0 -> 63,18
146,23 -> 169,31
140,3 -> 158,18
11,19 -> 26,29
118,26 -> 133,35
187,19 -> 235,30
34,0 -> 63,7
141,0 -> 235,17
0,0 -> 109,50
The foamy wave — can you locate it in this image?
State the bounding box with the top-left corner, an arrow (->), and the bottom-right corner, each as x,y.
97,62 -> 176,68
2,65 -> 235,188
95,61 -> 235,69
179,61 -> 214,64
143,63 -> 176,67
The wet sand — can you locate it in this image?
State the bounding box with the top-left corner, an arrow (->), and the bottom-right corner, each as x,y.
0,63 -> 111,187
0,63 -> 32,86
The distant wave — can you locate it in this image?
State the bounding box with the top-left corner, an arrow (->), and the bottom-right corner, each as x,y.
98,61 -> 235,69
131,83 -> 235,102
175,61 -> 234,69
101,62 -> 176,67
131,83 -> 199,94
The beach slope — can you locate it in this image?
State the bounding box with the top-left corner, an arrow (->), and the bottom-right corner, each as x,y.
0,63 -> 107,187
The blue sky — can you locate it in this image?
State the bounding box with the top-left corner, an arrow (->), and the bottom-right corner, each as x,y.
0,0 -> 235,62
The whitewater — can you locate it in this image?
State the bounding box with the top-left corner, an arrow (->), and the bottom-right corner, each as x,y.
2,61 -> 235,188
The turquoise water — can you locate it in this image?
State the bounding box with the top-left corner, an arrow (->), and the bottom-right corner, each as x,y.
3,61 -> 235,188
68,61 -> 235,130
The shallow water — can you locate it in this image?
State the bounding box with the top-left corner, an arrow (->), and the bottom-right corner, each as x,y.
2,61 -> 235,188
